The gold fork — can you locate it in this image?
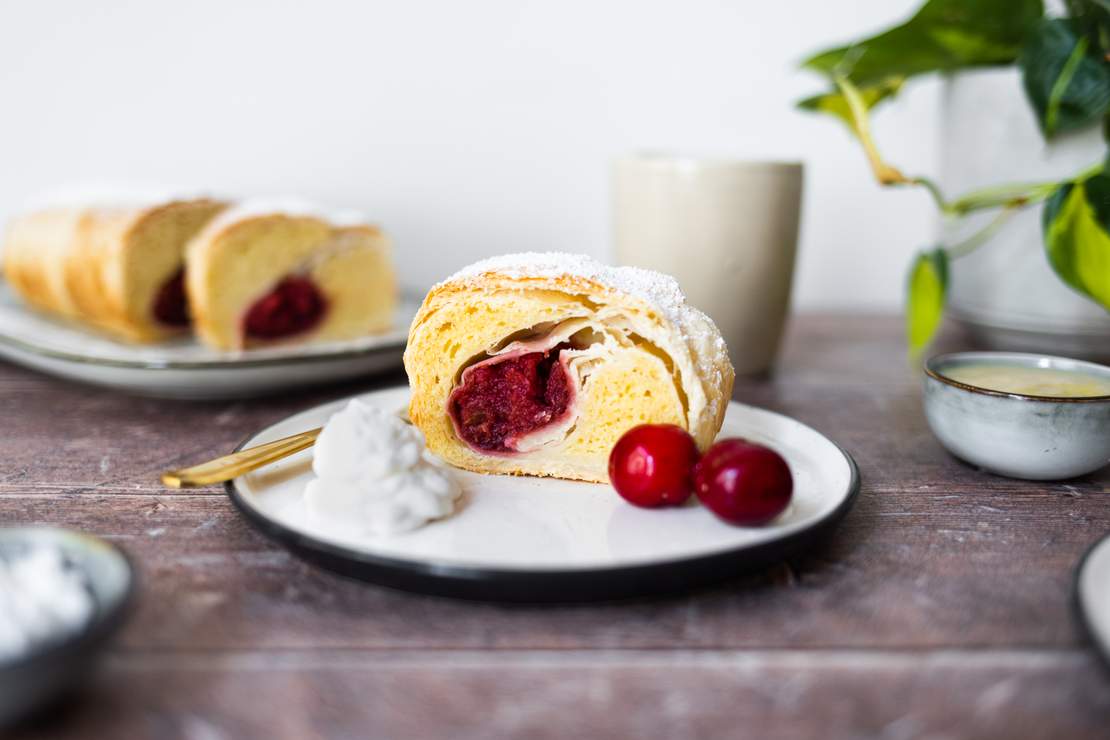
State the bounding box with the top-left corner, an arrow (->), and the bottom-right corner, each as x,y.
161,428 -> 322,488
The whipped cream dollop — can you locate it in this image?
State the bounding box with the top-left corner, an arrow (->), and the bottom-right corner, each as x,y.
0,544 -> 95,663
305,400 -> 461,536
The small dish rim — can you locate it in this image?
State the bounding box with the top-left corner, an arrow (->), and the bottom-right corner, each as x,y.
0,527 -> 136,674
924,351 -> 1110,404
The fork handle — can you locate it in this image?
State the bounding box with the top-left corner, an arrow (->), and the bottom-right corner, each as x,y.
161,427 -> 322,488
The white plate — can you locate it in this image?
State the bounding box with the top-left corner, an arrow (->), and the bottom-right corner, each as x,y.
0,283 -> 417,399
1075,532 -> 1110,668
227,386 -> 861,601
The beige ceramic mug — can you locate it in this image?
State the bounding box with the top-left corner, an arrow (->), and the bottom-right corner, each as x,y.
613,154 -> 803,376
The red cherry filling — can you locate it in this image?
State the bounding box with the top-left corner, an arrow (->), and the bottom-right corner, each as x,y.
450,343 -> 574,452
243,276 -> 327,340
608,424 -> 698,507
152,269 -> 190,327
693,438 -> 793,525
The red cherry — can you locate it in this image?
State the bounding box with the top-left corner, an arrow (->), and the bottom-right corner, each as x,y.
608,424 -> 699,507
693,438 -> 793,525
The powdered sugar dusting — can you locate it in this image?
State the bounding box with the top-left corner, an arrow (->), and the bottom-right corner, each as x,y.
444,252 -> 718,345
205,198 -> 369,234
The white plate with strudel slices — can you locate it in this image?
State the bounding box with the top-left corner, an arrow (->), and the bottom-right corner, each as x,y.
0,196 -> 412,399
223,254 -> 861,601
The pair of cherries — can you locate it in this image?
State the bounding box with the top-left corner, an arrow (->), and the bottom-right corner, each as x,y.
608,425 -> 793,525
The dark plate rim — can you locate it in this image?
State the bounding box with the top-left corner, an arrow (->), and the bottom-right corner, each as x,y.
223,396 -> 862,597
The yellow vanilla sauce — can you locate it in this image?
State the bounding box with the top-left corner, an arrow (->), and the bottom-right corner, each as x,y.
941,364 -> 1110,398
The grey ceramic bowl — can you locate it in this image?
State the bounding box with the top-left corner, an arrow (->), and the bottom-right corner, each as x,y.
923,352 -> 1110,480
0,527 -> 134,727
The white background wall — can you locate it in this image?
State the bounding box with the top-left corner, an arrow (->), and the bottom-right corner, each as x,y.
0,0 -> 940,311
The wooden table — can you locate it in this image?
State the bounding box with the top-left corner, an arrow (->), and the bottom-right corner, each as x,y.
4,315 -> 1110,739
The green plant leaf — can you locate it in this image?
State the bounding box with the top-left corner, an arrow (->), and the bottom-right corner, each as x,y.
1067,0 -> 1110,58
796,78 -> 904,130
1044,174 -> 1110,310
1020,18 -> 1110,137
802,0 -> 1043,87
905,248 -> 949,354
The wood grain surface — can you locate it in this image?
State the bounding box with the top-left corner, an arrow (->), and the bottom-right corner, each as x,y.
3,315 -> 1110,739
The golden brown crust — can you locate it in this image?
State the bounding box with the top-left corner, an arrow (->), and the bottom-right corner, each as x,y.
3,208 -> 88,318
63,208 -> 149,340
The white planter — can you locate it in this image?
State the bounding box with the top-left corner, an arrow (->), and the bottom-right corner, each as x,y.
940,69 -> 1110,360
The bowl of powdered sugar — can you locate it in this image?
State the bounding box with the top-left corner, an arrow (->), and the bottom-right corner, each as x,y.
0,527 -> 134,726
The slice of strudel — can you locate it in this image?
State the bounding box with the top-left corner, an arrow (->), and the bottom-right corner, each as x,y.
2,199 -> 227,341
184,200 -> 396,350
404,253 -> 735,483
